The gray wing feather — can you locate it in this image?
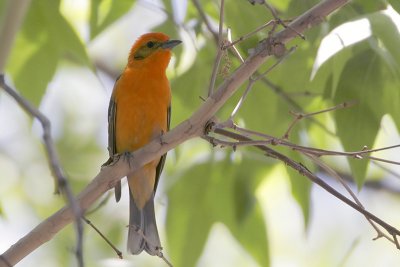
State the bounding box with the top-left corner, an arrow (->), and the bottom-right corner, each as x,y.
103,76 -> 122,202
153,104 -> 170,191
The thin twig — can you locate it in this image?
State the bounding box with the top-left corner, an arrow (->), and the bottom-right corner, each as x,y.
262,1 -> 305,39
260,77 -> 336,136
292,144 -> 400,159
319,167 -> 400,194
337,238 -> 360,267
194,0 -> 342,139
191,0 -> 218,43
207,0 -> 226,97
214,122 -> 400,164
156,251 -> 173,267
210,128 -> 400,246
0,0 -> 84,264
224,20 -> 277,48
0,75 -> 84,267
230,46 -> 296,118
283,101 -> 356,139
304,153 -> 395,244
83,217 -> 123,259
193,0 -> 332,139
217,0 -> 225,44
393,234 -> 400,249
263,1 -> 279,19
286,90 -> 319,97
372,161 -> 400,180
127,225 -> 173,266
254,46 -> 296,80
208,51 -> 223,95
226,28 -> 244,62
203,135 -> 275,148
365,156 -> 400,166
230,79 -> 256,118
85,192 -> 113,215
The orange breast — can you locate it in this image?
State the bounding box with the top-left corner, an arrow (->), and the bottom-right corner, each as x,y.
114,67 -> 171,153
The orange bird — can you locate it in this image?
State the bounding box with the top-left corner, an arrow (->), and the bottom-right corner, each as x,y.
105,32 -> 181,255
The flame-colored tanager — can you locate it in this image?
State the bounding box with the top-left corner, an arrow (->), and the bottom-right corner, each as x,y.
105,32 -> 181,255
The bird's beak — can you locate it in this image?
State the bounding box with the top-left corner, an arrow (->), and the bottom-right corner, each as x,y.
161,39 -> 182,49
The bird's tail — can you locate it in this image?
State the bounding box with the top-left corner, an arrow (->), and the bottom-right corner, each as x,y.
127,190 -> 161,255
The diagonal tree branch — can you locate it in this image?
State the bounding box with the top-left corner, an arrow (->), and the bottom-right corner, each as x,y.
210,127 -> 400,239
205,127 -> 400,244
0,0 -> 84,265
0,76 -> 85,267
0,0 -> 350,265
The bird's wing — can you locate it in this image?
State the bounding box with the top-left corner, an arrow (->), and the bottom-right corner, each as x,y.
154,104 -> 170,192
105,76 -> 122,201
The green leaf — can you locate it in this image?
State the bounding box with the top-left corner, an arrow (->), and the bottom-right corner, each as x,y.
366,10 -> 400,129
285,150 -> 312,227
7,34 -> 58,105
311,46 -> 354,99
0,0 -> 7,23
310,10 -> 400,185
286,0 -> 320,17
225,0 -> 273,38
367,11 -> 400,77
89,0 -> 136,39
171,45 -> 215,125
6,0 -> 89,105
389,0 -> 400,14
334,47 -> 384,187
152,14 -> 182,62
230,203 -> 269,267
267,0 -> 291,12
227,158 -> 270,267
351,0 -> 387,13
166,161 -> 216,267
167,154 -> 269,267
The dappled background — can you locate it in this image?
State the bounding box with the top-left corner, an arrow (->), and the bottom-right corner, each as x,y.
1,0 -> 400,266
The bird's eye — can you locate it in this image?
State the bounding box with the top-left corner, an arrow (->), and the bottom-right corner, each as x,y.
146,41 -> 155,48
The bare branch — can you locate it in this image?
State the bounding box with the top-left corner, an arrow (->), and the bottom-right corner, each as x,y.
226,28 -> 244,62
0,76 -> 84,266
0,0 -> 85,264
230,78 -> 256,118
211,127 -> 400,243
214,121 -> 400,166
192,0 -> 219,43
208,0 -> 226,97
0,256 -> 11,267
304,153 -> 396,244
372,161 -> 400,180
83,217 -> 122,259
224,20 -> 279,49
127,224 -> 172,266
283,101 -> 356,139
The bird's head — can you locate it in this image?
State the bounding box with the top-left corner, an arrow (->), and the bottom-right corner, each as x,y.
128,32 -> 181,69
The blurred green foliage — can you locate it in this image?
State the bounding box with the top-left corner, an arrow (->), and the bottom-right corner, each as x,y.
6,0 -> 90,105
1,0 -> 400,266
89,0 -> 136,39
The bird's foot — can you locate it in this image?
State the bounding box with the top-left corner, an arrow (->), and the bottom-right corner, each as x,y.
159,130 -> 167,145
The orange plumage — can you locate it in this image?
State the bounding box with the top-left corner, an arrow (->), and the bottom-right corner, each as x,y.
105,32 -> 181,255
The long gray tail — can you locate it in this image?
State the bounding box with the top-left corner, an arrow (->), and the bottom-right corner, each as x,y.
127,190 -> 161,255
